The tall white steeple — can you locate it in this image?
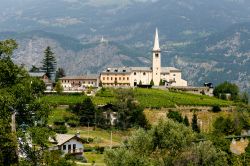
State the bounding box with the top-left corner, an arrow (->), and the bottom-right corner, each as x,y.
153,28 -> 160,51
152,28 -> 161,86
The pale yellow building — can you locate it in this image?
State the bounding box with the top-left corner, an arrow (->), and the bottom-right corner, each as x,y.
100,29 -> 187,87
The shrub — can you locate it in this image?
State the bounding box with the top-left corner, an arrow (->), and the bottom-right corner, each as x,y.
67,120 -> 79,127
53,120 -> 65,126
167,110 -> 183,123
54,125 -> 68,134
212,105 -> 222,113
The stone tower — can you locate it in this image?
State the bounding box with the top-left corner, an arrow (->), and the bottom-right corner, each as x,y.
152,28 -> 161,86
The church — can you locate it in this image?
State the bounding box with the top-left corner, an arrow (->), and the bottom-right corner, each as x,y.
100,29 -> 188,87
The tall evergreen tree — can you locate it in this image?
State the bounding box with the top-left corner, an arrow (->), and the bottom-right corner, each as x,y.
184,115 -> 190,126
192,114 -> 200,133
42,46 -> 56,80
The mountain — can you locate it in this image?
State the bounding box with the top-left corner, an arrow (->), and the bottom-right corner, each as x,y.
167,22 -> 250,93
2,0 -> 250,42
0,31 -> 149,75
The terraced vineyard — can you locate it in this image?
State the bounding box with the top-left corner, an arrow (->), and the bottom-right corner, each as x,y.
41,88 -> 233,108
134,88 -> 233,108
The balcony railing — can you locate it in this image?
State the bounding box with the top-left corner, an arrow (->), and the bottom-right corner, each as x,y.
67,148 -> 83,154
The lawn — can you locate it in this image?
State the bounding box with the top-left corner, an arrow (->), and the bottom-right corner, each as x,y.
68,127 -> 130,147
42,88 -> 233,108
48,107 -> 74,125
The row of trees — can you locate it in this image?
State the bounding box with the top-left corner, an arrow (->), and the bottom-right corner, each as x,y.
67,89 -> 150,130
167,110 -> 200,133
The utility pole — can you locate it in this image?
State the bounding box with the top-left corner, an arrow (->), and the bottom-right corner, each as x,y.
11,112 -> 17,133
87,122 -> 90,142
110,130 -> 113,149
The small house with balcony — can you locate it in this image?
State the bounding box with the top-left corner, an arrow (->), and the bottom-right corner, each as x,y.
49,133 -> 84,157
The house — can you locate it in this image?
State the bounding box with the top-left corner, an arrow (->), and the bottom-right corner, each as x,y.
49,133 -> 84,157
29,72 -> 53,90
59,74 -> 99,91
100,29 -> 187,87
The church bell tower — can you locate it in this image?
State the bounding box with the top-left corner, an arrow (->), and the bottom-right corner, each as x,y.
152,28 -> 161,86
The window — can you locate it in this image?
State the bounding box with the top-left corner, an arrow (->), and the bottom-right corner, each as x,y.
111,77 -> 113,81
123,70 -> 126,72
134,72 -> 136,75
115,78 -> 117,81
155,53 -> 159,58
115,69 -> 118,72
143,72 -> 146,76
127,77 -> 129,80
173,74 -> 176,76
123,77 -> 125,80
119,77 -> 121,80
103,77 -> 105,80
107,77 -> 109,80
63,145 -> 66,150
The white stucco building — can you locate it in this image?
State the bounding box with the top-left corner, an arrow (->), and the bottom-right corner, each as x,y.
100,29 -> 187,87
49,133 -> 84,157
59,75 -> 99,91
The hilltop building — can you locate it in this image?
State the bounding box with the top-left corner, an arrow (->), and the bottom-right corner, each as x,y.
100,29 -> 187,87
59,74 -> 99,91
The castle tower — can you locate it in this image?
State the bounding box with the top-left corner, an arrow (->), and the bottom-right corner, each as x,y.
152,28 -> 161,86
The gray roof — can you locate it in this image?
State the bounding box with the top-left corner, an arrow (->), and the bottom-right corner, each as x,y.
161,67 -> 181,73
49,134 -> 82,146
29,72 -> 46,77
101,67 -> 132,74
101,66 -> 181,74
59,74 -> 99,80
101,67 -> 152,74
130,67 -> 152,71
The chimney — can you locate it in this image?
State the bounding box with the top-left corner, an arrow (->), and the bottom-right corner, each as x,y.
76,131 -> 80,138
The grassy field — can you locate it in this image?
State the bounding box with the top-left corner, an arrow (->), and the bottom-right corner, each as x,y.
42,88 -> 233,108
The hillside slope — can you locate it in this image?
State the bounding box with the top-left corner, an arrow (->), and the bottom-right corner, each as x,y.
168,23 -> 250,92
0,31 -> 149,75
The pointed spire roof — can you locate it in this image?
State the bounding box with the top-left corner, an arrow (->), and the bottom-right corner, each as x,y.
153,28 -> 160,51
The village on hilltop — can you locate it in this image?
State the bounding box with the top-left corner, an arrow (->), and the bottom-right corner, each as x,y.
30,29 -> 214,96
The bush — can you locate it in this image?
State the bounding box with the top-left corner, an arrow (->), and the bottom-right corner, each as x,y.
53,120 -> 65,126
167,110 -> 183,123
67,120 -> 79,127
213,81 -> 239,101
212,105 -> 222,113
81,138 -> 94,144
54,125 -> 68,134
